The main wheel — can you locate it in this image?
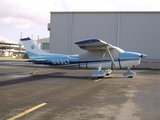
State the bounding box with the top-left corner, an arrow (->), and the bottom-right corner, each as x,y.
128,76 -> 133,78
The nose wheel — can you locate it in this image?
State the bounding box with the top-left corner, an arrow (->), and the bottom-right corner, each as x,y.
123,67 -> 136,78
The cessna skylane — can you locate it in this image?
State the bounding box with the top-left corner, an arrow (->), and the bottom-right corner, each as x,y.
21,38 -> 147,78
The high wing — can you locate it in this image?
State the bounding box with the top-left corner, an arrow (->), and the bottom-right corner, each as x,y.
75,39 -> 116,77
75,39 -> 113,51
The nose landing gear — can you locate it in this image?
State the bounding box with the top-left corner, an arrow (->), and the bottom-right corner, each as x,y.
123,68 -> 136,78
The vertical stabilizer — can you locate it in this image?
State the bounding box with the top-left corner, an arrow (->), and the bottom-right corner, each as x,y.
21,37 -> 50,60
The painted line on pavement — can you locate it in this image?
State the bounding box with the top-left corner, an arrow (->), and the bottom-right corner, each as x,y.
7,102 -> 47,120
94,78 -> 104,82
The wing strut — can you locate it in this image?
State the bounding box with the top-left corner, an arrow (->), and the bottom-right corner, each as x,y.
106,46 -> 116,70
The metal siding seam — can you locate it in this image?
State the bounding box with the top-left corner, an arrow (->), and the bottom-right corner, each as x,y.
70,12 -> 73,54
117,12 -> 120,47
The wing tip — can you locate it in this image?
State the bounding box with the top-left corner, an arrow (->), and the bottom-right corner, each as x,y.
75,38 -> 101,44
20,37 -> 31,41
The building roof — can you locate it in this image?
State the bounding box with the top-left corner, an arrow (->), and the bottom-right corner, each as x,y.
50,11 -> 160,13
0,41 -> 19,45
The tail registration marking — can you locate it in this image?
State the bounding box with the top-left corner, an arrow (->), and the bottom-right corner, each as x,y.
52,59 -> 69,65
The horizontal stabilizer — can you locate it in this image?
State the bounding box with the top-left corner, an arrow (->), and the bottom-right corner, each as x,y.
35,59 -> 46,62
32,59 -> 46,64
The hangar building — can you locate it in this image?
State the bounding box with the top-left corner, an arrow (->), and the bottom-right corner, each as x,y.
48,12 -> 160,62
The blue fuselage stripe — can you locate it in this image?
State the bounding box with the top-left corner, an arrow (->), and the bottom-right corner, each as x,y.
32,58 -> 139,65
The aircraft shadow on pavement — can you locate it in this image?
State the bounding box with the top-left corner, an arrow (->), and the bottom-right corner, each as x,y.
136,70 -> 160,75
0,73 -> 6,76
0,72 -> 92,87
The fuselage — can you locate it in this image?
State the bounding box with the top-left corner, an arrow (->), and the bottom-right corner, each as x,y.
21,37 -> 147,75
31,47 -> 145,69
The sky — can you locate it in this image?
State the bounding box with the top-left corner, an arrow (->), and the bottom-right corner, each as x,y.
0,0 -> 160,42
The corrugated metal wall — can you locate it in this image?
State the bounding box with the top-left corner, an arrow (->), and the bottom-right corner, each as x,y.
71,12 -> 118,54
50,13 -> 71,54
119,12 -> 160,61
49,12 -> 160,61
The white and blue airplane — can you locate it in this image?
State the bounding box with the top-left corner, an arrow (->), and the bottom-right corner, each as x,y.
21,37 -> 147,78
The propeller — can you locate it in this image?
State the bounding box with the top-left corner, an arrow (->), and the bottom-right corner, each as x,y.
140,54 -> 147,58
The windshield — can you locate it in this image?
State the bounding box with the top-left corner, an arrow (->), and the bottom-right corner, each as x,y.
113,46 -> 124,53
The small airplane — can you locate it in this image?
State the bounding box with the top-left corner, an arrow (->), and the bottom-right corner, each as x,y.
21,37 -> 147,78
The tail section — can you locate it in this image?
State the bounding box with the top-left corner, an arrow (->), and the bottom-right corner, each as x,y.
21,37 -> 50,60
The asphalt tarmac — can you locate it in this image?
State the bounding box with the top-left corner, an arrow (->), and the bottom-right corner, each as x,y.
0,64 -> 160,120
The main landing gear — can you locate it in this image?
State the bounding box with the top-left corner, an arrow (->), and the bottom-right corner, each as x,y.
123,67 -> 136,78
